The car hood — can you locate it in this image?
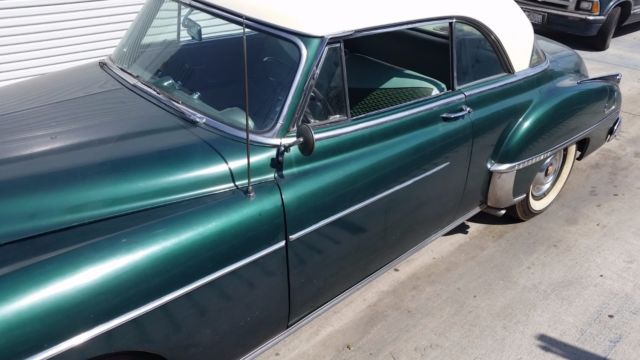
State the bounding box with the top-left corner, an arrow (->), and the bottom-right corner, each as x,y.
0,63 -> 238,245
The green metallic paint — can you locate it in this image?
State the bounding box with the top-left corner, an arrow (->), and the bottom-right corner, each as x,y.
0,64 -> 237,245
0,182 -> 286,360
278,90 -> 472,321
0,13 -> 623,360
463,36 -> 620,210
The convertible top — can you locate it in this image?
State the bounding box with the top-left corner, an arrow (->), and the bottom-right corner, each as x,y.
201,0 -> 535,72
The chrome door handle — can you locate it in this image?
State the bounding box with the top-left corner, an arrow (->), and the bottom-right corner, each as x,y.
441,105 -> 473,121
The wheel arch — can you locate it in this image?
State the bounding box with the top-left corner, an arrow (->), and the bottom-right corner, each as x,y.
607,0 -> 632,24
486,79 -> 617,209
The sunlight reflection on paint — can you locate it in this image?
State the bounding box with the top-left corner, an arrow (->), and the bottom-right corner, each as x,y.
0,226 -> 208,318
171,151 -> 272,182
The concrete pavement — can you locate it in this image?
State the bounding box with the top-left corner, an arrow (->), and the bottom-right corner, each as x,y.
257,25 -> 640,360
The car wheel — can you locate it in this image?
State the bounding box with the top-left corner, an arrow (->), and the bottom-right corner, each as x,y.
508,144 -> 577,221
593,6 -> 621,51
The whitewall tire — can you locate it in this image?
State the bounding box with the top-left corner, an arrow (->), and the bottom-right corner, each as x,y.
509,144 -> 577,221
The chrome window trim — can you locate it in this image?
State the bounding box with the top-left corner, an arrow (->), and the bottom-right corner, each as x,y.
26,241 -> 286,360
289,15 -> 518,137
462,56 -> 550,97
108,0 -> 308,144
244,206 -> 484,360
452,18 -> 515,74
289,162 -> 450,241
488,111 -> 620,173
302,43 -> 350,127
283,93 -> 465,144
451,19 -> 514,89
290,18 -> 455,133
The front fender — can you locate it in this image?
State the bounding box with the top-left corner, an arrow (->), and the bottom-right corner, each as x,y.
0,182 -> 288,360
603,0 -> 633,18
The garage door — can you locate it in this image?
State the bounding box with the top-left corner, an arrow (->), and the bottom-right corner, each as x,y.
0,0 -> 146,87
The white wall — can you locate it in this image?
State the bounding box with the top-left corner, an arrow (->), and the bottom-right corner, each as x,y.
0,0 -> 146,87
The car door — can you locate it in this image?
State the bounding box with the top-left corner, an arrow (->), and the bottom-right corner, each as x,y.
451,21 -> 540,215
277,22 -> 473,323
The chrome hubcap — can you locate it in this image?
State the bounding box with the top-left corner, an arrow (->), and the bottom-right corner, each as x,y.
531,150 -> 564,199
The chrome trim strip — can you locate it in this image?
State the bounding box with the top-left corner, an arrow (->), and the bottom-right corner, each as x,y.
577,73 -> 622,85
289,162 -> 450,241
488,111 -> 619,173
487,171 -> 518,208
103,61 -> 284,146
27,241 -> 286,360
462,57 -> 550,97
243,206 -> 484,360
283,94 -> 465,144
518,4 -> 606,20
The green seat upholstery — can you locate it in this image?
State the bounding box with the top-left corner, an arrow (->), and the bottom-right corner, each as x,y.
346,54 -> 447,117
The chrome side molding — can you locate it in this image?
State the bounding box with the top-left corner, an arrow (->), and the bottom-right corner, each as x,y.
578,73 -> 622,85
488,111 -> 619,173
27,241 -> 286,360
289,162 -> 450,241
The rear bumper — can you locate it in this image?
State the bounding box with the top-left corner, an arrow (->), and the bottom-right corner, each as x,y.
519,4 -> 606,36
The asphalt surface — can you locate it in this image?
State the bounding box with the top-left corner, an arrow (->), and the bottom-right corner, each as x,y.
258,25 -> 640,360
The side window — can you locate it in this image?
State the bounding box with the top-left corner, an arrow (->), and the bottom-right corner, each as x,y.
303,45 -> 348,125
344,25 -> 450,117
454,22 -> 506,86
302,22 -> 453,124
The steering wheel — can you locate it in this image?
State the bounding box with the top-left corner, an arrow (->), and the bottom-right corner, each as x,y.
262,56 -> 291,82
305,88 -> 336,123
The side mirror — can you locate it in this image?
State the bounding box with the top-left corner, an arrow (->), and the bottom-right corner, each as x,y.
182,16 -> 202,42
296,124 -> 315,156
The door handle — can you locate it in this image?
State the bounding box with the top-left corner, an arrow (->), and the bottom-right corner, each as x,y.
441,105 -> 473,121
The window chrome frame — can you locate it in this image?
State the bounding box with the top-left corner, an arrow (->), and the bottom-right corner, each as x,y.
108,0 -> 308,145
289,18 -> 457,136
300,43 -> 350,128
451,19 -> 514,90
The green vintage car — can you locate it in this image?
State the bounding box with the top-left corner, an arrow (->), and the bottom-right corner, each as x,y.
0,0 -> 623,359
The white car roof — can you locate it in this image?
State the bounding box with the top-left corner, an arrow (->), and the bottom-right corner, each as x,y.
204,0 -> 535,72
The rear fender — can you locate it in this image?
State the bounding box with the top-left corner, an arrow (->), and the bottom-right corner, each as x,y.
486,76 -> 621,208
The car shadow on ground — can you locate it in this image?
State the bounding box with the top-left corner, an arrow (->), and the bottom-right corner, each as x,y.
444,211 -> 518,236
537,22 -> 640,52
536,334 -> 608,360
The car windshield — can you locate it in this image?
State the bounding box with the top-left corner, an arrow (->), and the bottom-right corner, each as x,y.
110,0 -> 300,133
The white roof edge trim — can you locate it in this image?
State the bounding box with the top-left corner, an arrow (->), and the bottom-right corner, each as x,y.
198,0 -> 535,72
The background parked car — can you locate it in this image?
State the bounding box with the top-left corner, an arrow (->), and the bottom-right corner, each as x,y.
516,0 -> 640,50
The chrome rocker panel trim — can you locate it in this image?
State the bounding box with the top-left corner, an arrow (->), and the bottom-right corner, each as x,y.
27,241 -> 286,360
243,206 -> 484,360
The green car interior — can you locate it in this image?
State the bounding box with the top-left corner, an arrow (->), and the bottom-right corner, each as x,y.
304,26 -> 452,123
